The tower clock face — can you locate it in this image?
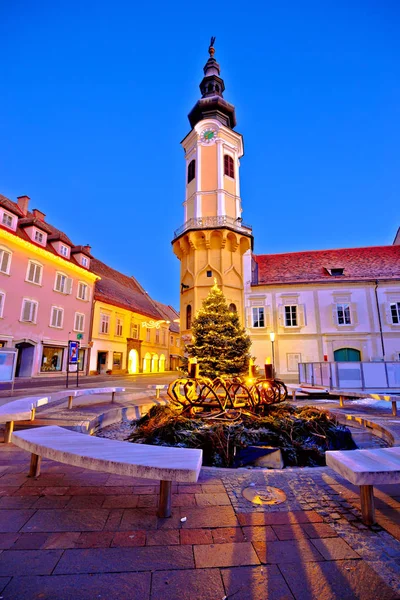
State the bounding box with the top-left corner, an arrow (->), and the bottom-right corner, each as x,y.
201,129 -> 217,144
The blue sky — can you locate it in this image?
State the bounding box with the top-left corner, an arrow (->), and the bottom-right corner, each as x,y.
1,1 -> 399,309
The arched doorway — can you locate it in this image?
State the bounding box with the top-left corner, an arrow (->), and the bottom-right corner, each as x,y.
128,349 -> 139,374
334,348 -> 361,362
143,352 -> 151,373
15,342 -> 35,377
159,354 -> 166,372
151,353 -> 159,373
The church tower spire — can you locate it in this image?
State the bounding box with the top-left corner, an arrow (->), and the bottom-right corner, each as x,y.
172,40 -> 252,338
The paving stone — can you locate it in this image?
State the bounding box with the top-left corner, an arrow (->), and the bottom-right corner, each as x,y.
180,506 -> 239,529
15,486 -> 45,496
0,533 -> 18,549
21,509 -> 109,532
221,565 -> 294,600
0,549 -> 63,575
103,509 -> 124,531
242,526 -> 278,542
55,545 -> 194,573
146,530 -> 179,546
237,510 -> 323,527
111,531 -> 146,547
0,486 -> 19,496
194,542 -> 260,568
253,539 -> 325,564
178,484 -> 203,493
102,494 -> 139,508
0,576 -> 10,594
212,527 -> 245,544
2,572 -> 151,599
67,486 -> 135,496
279,559 -> 399,600
75,532 -> 113,548
180,529 -> 213,545
300,522 -> 338,538
172,493 -> 196,507
0,496 -> 36,508
42,532 -> 81,549
311,537 -> 361,560
119,509 -> 158,531
132,485 -> 158,495
272,524 -> 310,541
11,532 -> 52,550
201,484 -> 226,493
32,495 -> 71,509
195,493 -> 231,507
0,509 -> 35,532
151,568 -> 224,600
137,495 -> 158,507
0,473 -> 31,486
66,495 -> 105,509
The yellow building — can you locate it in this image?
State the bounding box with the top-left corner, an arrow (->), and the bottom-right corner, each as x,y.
172,41 -> 252,339
89,259 -> 176,374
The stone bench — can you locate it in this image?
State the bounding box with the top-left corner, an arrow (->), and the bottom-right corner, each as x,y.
286,384 -> 328,400
12,425 -> 202,518
326,447 -> 400,525
330,390 -> 400,416
0,387 -> 125,443
147,384 -> 168,399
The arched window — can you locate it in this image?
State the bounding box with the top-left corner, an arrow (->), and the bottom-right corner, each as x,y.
224,155 -> 235,178
187,159 -> 196,183
215,84 -> 220,93
229,303 -> 237,313
186,305 -> 192,330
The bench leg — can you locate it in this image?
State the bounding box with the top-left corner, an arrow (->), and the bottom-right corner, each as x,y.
31,408 -> 36,421
392,401 -> 397,417
156,388 -> 160,399
360,485 -> 375,525
29,454 -> 41,478
111,392 -> 115,404
158,480 -> 172,518
293,390 -> 296,401
4,421 -> 14,444
68,396 -> 73,410
339,395 -> 345,408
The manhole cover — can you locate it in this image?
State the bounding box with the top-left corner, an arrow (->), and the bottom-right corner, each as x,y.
242,485 -> 286,506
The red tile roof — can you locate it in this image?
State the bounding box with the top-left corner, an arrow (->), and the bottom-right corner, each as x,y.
153,301 -> 180,333
253,245 -> 400,285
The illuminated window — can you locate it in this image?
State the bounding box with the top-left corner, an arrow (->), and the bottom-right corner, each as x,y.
131,324 -> 139,339
146,328 -> 151,342
50,306 -> 64,328
162,329 -> 166,345
115,318 -> 123,336
41,346 -> 64,372
100,313 -> 110,334
155,329 -> 160,344
252,307 -> 265,328
0,248 -> 11,275
229,303 -> 237,313
21,299 -> 38,323
187,159 -> 196,183
113,352 -> 122,369
186,305 -> 192,329
74,312 -> 85,332
26,260 -> 43,285
224,155 -> 234,178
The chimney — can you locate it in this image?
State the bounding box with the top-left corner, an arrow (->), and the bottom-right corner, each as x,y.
83,244 -> 91,254
17,195 -> 30,216
32,208 -> 46,221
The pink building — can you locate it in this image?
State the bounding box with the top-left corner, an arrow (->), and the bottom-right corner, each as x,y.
0,194 -> 98,378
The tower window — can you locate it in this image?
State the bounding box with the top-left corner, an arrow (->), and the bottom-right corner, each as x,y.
224,155 -> 235,178
215,84 -> 220,93
187,159 -> 196,183
229,303 -> 237,313
206,270 -> 212,278
186,305 -> 192,330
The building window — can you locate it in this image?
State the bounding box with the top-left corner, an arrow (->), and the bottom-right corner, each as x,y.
41,346 -> 64,372
131,324 -> 139,339
77,282 -> 88,301
0,292 -> 5,317
34,230 -> 45,244
170,335 -> 174,345
21,299 -> 38,323
155,329 -> 160,344
2,212 -> 13,228
146,328 -> 151,342
206,270 -> 212,278
176,338 -> 180,348
187,159 -> 196,183
113,352 -> 122,369
287,353 -> 301,372
162,329 -> 166,345
60,244 -> 69,257
54,272 -> 72,294
224,155 -> 235,178
74,312 -> 85,332
229,303 -> 237,313
100,313 -> 110,334
186,305 -> 192,330
81,256 -> 88,267
337,303 -> 351,325
0,248 -> 11,275
26,260 -> 43,285
115,318 -> 123,337
50,306 -> 64,328
252,307 -> 265,328
391,303 -> 400,325
284,305 -> 298,327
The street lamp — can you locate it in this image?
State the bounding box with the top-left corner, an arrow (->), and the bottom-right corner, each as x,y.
269,332 -> 275,377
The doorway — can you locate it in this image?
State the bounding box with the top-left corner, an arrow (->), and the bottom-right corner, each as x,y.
128,349 -> 139,374
97,351 -> 108,374
15,342 -> 35,377
334,348 -> 361,362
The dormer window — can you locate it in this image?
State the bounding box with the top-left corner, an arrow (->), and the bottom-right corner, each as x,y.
326,268 -> 345,277
2,212 -> 14,229
60,244 -> 69,257
81,256 -> 88,267
34,229 -> 46,245
224,155 -> 235,178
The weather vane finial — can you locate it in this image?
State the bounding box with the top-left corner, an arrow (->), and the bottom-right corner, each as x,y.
209,36 -> 216,57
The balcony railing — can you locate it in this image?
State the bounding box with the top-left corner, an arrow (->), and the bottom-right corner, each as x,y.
173,215 -> 252,239
299,361 -> 400,390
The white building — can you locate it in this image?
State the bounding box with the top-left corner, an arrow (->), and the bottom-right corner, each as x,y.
244,235 -> 400,382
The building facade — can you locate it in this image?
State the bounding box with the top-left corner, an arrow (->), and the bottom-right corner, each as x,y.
0,194 -> 97,377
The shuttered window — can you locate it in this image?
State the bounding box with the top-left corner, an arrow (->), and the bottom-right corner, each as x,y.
55,272 -> 72,294
50,306 -> 63,328
21,299 -> 38,323
0,292 -> 5,317
74,312 -> 85,332
252,307 -> 265,328
26,261 -> 42,285
0,249 -> 11,274
337,303 -> 351,325
77,282 -> 88,300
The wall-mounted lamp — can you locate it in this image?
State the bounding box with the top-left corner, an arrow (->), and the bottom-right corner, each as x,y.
181,283 -> 190,293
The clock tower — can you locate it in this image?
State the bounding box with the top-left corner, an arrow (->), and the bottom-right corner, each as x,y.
172,40 -> 253,337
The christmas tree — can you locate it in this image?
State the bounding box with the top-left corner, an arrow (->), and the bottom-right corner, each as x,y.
186,281 -> 252,379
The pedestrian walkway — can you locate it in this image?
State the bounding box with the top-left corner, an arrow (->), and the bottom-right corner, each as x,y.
0,393 -> 400,598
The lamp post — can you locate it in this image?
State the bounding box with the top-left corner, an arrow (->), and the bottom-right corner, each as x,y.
269,332 -> 275,378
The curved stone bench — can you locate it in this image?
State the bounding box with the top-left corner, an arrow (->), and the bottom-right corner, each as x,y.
0,387 -> 125,443
329,390 -> 400,416
12,425 -> 202,518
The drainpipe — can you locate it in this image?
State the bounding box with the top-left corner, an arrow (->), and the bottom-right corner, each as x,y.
374,280 -> 385,360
